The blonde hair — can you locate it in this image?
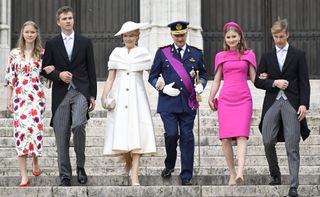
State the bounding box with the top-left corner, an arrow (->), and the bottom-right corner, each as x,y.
16,21 -> 42,61
122,29 -> 140,45
271,17 -> 289,34
223,26 -> 248,55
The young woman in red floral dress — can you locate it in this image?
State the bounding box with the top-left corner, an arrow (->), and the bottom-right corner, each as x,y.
5,21 -> 51,186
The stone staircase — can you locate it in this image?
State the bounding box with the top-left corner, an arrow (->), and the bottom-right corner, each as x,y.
0,108 -> 319,197
0,81 -> 319,196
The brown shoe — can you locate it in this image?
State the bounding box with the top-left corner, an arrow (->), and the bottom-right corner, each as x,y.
235,176 -> 244,185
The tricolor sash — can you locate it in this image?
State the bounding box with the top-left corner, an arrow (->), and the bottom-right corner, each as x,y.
162,47 -> 198,109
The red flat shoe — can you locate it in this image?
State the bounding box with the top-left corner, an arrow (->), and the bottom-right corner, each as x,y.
19,179 -> 31,187
32,162 -> 42,176
32,170 -> 42,176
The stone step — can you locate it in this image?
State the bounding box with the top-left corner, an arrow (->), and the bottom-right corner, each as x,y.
1,135 -> 320,148
0,178 -> 319,197
0,166 -> 319,177
1,108 -> 320,118
1,145 -> 319,158
0,175 -> 319,186
0,126 -> 319,137
1,155 -> 319,168
0,109 -> 277,119
0,116 -> 253,127
0,116 -> 320,129
2,115 -> 320,128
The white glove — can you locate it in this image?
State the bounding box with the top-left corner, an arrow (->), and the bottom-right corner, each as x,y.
194,83 -> 204,94
163,82 -> 180,96
155,74 -> 165,90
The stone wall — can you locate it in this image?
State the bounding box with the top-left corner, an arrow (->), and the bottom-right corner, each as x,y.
139,0 -> 202,57
0,0 -> 11,83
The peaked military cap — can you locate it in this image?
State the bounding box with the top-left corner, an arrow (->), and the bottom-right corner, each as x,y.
167,21 -> 189,35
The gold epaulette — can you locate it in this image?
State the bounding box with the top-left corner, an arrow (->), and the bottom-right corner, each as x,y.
190,45 -> 203,51
159,44 -> 171,49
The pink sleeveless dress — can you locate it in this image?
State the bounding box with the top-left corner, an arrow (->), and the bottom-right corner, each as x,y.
214,50 -> 256,139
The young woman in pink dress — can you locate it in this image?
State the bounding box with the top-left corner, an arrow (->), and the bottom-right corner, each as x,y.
208,22 -> 256,185
5,21 -> 50,186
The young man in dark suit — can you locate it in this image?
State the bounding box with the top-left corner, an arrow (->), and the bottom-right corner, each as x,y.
254,18 -> 310,197
148,21 -> 207,185
42,6 -> 97,186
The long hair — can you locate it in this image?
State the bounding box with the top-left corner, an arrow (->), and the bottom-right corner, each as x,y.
16,21 -> 42,61
223,26 -> 248,55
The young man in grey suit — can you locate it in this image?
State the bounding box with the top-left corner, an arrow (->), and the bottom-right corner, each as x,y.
42,6 -> 97,186
254,18 -> 310,197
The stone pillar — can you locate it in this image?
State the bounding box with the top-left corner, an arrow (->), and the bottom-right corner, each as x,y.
0,0 -> 11,83
139,0 -> 202,109
139,0 -> 202,57
0,0 -> 11,111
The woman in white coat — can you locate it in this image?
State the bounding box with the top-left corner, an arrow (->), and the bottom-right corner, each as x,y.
101,21 -> 156,186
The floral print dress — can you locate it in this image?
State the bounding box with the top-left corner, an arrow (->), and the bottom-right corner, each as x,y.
5,48 -> 45,157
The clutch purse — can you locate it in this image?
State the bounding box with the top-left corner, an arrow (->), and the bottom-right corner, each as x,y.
102,97 -> 116,111
40,76 -> 52,89
213,98 -> 218,110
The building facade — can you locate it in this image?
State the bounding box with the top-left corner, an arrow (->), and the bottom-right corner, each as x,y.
1,0 -> 320,81
0,0 -> 10,81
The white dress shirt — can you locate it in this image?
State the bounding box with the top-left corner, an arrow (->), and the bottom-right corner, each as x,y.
62,31 -> 74,61
275,43 -> 289,100
61,31 -> 76,89
174,44 -> 186,59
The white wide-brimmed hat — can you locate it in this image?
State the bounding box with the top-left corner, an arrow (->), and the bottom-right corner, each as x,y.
114,21 -> 149,36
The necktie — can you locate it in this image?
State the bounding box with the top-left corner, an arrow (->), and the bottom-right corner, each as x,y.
177,48 -> 183,60
279,49 -> 286,71
65,36 -> 73,61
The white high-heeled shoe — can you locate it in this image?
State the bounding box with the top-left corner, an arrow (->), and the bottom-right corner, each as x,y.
130,173 -> 140,186
131,182 -> 140,186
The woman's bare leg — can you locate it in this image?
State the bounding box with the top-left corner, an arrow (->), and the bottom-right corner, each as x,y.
222,139 -> 237,185
235,137 -> 248,184
18,156 -> 28,185
131,154 -> 141,186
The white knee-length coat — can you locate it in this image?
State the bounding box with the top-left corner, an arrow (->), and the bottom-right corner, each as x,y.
103,46 -> 156,155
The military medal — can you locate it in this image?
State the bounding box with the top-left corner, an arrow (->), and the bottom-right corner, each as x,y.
189,69 -> 196,78
189,57 -> 196,62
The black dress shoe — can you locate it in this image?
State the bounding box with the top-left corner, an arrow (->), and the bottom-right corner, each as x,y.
181,179 -> 192,185
77,167 -> 88,184
269,175 -> 281,185
288,187 -> 299,197
161,168 -> 174,178
59,178 -> 71,186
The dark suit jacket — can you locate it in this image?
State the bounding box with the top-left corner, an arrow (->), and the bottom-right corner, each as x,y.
254,46 -> 310,141
148,44 -> 207,114
42,33 -> 97,125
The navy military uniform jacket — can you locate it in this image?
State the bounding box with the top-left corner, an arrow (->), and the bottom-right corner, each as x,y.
148,44 -> 207,113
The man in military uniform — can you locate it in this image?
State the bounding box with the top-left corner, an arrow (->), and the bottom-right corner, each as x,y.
148,21 -> 207,185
